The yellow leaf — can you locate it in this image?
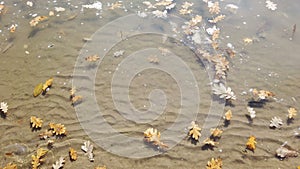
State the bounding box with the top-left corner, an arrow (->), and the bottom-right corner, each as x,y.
69,148 -> 77,161
246,136 -> 257,151
30,116 -> 43,129
243,38 -> 253,44
33,83 -> 43,97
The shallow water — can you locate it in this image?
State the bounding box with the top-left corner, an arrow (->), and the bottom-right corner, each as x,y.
0,0 -> 299,168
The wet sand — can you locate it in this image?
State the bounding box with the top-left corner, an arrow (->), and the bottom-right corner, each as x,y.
0,0 -> 299,168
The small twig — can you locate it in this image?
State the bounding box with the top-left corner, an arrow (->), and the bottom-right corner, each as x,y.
120,31 -> 124,41
291,24 -> 296,40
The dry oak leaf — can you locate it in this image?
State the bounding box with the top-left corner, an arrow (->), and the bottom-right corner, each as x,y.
188,121 -> 201,141
210,128 -> 223,137
203,138 -> 219,147
224,110 -> 232,121
49,123 -> 67,136
246,136 -> 257,151
52,157 -> 65,169
30,16 -> 48,27
109,1 -> 122,10
30,116 -> 43,129
0,102 -> 8,114
206,157 -> 222,169
69,147 -> 78,161
39,130 -> 53,139
288,107 -> 297,119
208,1 -> 220,14
32,148 -> 48,169
2,163 -> 17,169
42,77 -> 53,91
243,38 -> 253,44
144,128 -> 168,148
81,140 -> 94,162
71,95 -> 83,105
85,54 -> 100,62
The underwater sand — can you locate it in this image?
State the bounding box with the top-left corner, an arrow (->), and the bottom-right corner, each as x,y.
0,0 -> 299,168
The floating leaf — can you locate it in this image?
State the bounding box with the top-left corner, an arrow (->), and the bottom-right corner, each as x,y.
208,1 -> 220,14
95,166 -> 107,169
85,54 -> 100,62
32,148 -> 48,169
33,83 -> 43,97
288,107 -> 297,119
49,123 -> 67,136
30,16 -> 48,27
2,163 -> 17,169
212,83 -> 236,100
265,0 -> 277,11
144,128 -> 168,149
39,130 -> 53,140
210,128 -> 223,138
247,107 -> 256,119
81,141 -> 94,162
224,110 -> 232,121
269,117 -> 283,129
203,138 -> 219,147
243,38 -> 253,44
30,116 -> 43,129
246,136 -> 257,151
69,147 -> 77,161
52,157 -> 65,169
42,77 -> 53,91
206,157 -> 222,169
188,121 -> 201,141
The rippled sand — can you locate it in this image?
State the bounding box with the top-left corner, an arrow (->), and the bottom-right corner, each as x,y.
0,0 -> 299,168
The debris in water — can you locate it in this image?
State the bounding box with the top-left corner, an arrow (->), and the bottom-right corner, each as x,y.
113,50 -> 125,57
148,55 -> 159,64
247,107 -> 256,119
144,128 -> 168,149
49,123 -> 67,136
207,1 -> 220,15
225,4 -> 238,14
276,142 -> 298,159
82,1 -> 102,10
179,2 -> 193,15
287,107 -> 297,119
188,121 -> 202,141
9,24 -> 17,33
269,116 -> 283,129
0,102 -> 8,114
109,1 -> 123,10
224,109 -> 232,121
246,135 -> 257,151
81,141 -> 94,162
206,157 -> 222,169
32,148 -> 48,169
243,38 -> 253,44
30,16 -> 48,27
69,147 -> 78,161
265,0 -> 277,11
85,54 -> 100,62
30,116 -> 43,129
203,138 -> 219,147
152,10 -> 167,18
52,157 -> 65,169
212,83 -> 236,100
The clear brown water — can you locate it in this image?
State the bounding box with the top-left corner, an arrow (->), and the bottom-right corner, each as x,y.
0,0 -> 299,168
